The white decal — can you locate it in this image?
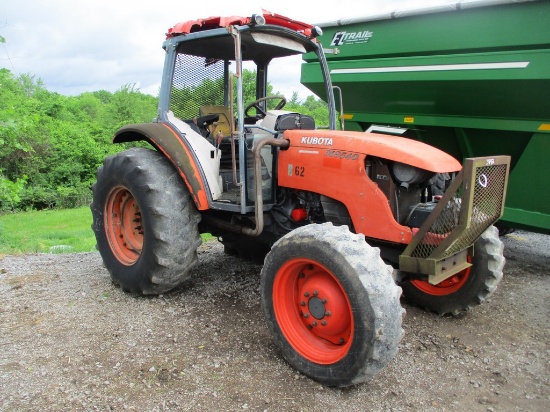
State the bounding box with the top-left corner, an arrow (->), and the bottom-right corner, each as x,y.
331,30 -> 373,46
325,150 -> 359,160
331,62 -> 529,75
301,136 -> 333,146
486,158 -> 495,166
478,174 -> 488,188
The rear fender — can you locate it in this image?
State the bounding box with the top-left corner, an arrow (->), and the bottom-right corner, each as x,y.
113,123 -> 209,210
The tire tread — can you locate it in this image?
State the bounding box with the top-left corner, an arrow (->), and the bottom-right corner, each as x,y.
261,222 -> 404,386
91,148 -> 201,295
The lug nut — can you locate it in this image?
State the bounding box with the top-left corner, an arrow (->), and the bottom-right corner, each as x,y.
304,292 -> 310,297
312,321 -> 318,327
300,301 -> 306,306
339,338 -> 345,344
321,321 -> 327,326
303,313 -> 309,318
321,299 -> 327,304
313,290 -> 318,296
325,311 -> 331,317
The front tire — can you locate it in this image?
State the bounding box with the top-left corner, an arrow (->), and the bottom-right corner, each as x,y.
401,225 -> 504,315
91,148 -> 201,295
261,223 -> 404,387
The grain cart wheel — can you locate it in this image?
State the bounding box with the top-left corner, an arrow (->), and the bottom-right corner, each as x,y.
428,173 -> 449,196
91,148 -> 201,295
401,225 -> 504,315
261,223 -> 404,387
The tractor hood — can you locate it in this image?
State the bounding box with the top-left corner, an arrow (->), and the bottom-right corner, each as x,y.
283,129 -> 461,173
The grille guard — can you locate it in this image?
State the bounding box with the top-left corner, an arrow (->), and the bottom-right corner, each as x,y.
400,156 -> 510,284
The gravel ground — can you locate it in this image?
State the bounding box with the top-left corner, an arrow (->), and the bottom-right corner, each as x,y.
0,230 -> 549,411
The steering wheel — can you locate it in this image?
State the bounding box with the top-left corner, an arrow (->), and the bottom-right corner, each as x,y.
244,96 -> 287,119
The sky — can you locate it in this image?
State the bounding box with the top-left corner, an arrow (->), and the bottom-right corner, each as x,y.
1,0 -> 460,99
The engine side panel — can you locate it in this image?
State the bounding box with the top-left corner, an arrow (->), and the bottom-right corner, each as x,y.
278,130 -> 461,243
278,131 -> 407,243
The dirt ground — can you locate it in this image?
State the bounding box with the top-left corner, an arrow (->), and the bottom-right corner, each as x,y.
1,230 -> 549,411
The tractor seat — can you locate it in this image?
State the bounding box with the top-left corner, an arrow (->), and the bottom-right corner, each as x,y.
184,113 -> 219,137
199,105 -> 237,169
199,105 -> 233,137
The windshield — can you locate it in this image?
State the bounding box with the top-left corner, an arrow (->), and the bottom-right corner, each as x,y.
161,24 -> 335,130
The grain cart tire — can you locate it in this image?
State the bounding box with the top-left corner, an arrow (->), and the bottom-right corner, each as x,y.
261,223 -> 404,387
495,223 -> 515,237
91,148 -> 201,295
428,173 -> 448,196
401,225 -> 504,315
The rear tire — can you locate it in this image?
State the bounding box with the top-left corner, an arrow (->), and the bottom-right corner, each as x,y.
261,223 -> 404,387
401,225 -> 504,315
91,148 -> 201,295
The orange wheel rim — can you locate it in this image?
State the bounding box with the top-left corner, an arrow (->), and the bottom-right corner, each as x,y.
272,258 -> 353,364
411,258 -> 472,296
104,187 -> 143,265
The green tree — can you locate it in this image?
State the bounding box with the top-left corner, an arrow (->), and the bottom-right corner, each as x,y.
0,64 -> 332,212
0,70 -> 158,210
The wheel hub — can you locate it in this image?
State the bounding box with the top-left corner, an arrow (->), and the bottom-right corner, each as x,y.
272,257 -> 354,364
307,296 -> 325,320
298,270 -> 351,345
104,187 -> 144,265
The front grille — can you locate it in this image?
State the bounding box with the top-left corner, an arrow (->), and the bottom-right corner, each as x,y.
442,163 -> 508,258
402,156 -> 510,273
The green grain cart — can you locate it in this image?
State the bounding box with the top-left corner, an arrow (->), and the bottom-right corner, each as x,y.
301,0 -> 550,234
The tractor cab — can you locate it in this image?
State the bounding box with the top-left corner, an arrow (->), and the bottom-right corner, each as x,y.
156,12 -> 334,213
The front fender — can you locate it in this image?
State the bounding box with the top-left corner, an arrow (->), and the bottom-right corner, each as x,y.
113,123 -> 209,210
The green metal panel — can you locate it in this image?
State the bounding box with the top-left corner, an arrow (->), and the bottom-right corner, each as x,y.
302,49 -> 550,124
500,133 -> 550,232
301,0 -> 550,233
306,0 -> 549,62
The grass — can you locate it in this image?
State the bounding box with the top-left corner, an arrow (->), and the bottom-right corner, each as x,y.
0,207 -> 214,255
0,207 -> 96,254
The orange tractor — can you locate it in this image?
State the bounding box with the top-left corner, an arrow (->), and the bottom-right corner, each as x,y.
91,12 -> 510,387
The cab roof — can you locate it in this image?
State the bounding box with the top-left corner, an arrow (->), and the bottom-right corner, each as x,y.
166,10 -> 314,38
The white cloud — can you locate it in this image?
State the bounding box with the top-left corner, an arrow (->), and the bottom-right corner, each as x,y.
1,0 -> 458,96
